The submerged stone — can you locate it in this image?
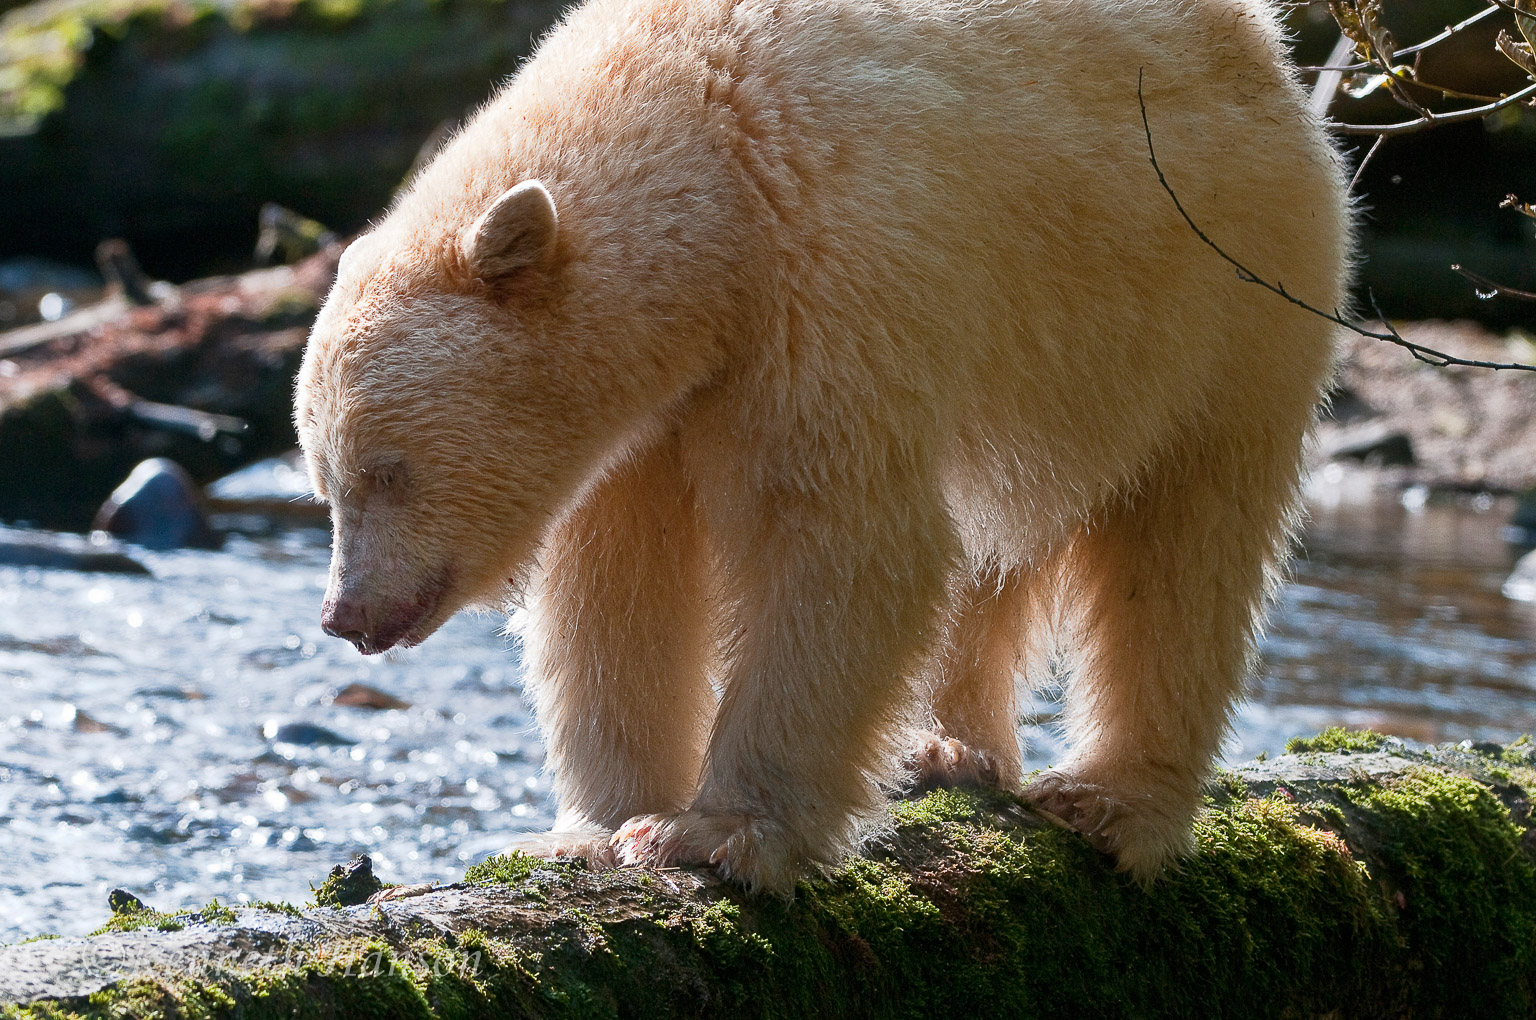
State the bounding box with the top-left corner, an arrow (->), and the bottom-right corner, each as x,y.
92,458 -> 221,550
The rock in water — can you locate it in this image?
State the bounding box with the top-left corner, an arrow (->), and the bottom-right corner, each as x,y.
311,854 -> 383,907
92,459 -> 221,550
332,682 -> 410,711
263,720 -> 356,746
1504,548 -> 1536,602
0,525 -> 149,574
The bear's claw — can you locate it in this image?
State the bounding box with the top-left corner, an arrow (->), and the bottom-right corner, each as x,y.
611,810 -> 802,893
906,729 -> 1003,792
1022,768 -> 1192,882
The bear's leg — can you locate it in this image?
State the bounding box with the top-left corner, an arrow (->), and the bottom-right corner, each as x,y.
1024,426 -> 1302,881
500,434 -> 715,866
907,567 -> 1034,792
613,463 -> 956,892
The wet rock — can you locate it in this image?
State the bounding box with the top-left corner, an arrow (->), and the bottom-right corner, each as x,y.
311,854 -> 383,908
132,684 -> 206,701
106,890 -> 145,915
1317,419 -> 1415,467
0,524 -> 148,574
71,709 -> 118,734
205,449 -> 325,524
0,633 -> 103,655
331,683 -> 410,711
4,740 -> 1536,1017
262,721 -> 355,747
1503,548 -> 1536,602
92,458 -> 220,550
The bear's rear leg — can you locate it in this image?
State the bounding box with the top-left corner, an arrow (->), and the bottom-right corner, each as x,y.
905,567 -> 1037,793
499,434 -> 715,867
1025,422 -> 1306,880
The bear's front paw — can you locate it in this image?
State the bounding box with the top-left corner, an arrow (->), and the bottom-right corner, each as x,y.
612,810 -> 800,894
905,729 -> 1003,792
1023,768 -> 1195,882
498,827 -> 619,869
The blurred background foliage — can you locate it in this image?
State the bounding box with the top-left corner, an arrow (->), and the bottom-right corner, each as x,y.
0,0 -> 563,281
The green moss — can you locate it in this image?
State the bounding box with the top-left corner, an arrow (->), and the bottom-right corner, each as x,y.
246,899 -> 302,916
886,784 -> 995,826
1333,768 -> 1536,1016
1502,734 -> 1536,766
460,850 -> 541,887
88,905 -> 185,935
1286,726 -> 1393,755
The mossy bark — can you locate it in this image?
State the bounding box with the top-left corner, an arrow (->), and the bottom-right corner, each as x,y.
5,734 -> 1536,1019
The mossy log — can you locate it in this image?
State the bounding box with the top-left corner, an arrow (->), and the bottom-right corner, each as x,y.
4,732 -> 1536,1019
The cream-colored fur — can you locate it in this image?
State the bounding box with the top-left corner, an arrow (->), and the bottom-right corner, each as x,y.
296,0 -> 1349,891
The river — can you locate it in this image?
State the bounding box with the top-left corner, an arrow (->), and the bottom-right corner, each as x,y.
2,478 -> 1533,942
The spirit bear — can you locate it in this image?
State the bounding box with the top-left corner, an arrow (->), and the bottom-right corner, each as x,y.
297,0 -> 1349,891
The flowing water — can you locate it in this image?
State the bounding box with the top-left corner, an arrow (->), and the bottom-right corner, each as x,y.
2,480 -> 1534,943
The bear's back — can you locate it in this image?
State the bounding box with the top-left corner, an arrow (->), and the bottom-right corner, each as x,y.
398,0 -> 1349,556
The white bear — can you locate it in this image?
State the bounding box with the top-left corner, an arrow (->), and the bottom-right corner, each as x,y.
296,0 -> 1349,892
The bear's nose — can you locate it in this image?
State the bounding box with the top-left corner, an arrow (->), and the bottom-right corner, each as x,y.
321,596 -> 371,649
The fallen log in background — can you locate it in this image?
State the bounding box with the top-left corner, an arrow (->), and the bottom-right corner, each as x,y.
0,249 -> 336,528
3,730 -> 1535,1018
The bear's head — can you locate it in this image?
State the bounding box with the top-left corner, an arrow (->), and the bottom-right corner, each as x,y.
297,181 -> 613,654
297,143 -> 749,654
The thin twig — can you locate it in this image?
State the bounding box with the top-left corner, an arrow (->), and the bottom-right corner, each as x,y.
1451,264 -> 1536,301
1487,0 -> 1536,20
1393,77 -> 1507,104
1136,69 -> 1536,372
1301,3 -> 1505,73
1327,80 -> 1536,136
1348,134 -> 1386,191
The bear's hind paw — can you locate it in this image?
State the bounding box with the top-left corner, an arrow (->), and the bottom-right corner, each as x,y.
905,729 -> 1003,793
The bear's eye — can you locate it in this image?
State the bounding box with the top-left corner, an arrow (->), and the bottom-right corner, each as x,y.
362,460 -> 410,503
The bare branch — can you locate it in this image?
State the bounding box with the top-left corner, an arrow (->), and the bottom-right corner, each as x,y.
1137,69 -> 1536,373
1326,80 -> 1536,136
1450,264 -> 1536,301
1503,192 -> 1536,217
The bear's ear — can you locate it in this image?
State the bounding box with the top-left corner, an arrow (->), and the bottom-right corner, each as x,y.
462,180 -> 559,281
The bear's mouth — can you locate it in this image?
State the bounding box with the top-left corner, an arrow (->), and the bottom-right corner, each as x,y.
347,572 -> 453,655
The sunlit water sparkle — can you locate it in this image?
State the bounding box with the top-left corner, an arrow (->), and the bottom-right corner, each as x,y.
3,490 -> 1534,942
